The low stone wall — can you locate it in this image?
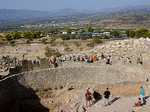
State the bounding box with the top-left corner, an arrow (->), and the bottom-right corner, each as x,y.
20,64 -> 148,91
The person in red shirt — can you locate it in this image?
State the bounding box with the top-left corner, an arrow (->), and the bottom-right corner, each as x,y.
85,88 -> 93,107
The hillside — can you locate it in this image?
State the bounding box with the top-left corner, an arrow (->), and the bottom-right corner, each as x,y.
0,5 -> 150,28
0,9 -> 91,27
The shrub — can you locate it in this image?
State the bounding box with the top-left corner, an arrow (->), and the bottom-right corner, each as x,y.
45,46 -> 61,57
23,32 -> 34,39
60,35 -> 70,40
93,37 -> 103,44
5,33 -> 13,41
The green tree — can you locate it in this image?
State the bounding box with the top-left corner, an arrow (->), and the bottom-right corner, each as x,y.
87,26 -> 94,32
33,32 -> 41,39
126,30 -> 136,38
93,37 -> 103,44
136,28 -> 149,38
23,32 -> 34,39
60,34 -> 70,40
5,33 -> 13,41
111,30 -> 120,37
45,46 -> 61,57
12,32 -> 22,39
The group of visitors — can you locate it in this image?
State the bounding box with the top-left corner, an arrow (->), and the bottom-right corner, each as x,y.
85,88 -> 111,108
0,55 -> 42,78
0,55 -> 21,73
59,54 -> 99,63
48,52 -> 144,69
32,58 -> 41,66
48,53 -> 113,68
119,54 -> 143,65
84,86 -> 146,111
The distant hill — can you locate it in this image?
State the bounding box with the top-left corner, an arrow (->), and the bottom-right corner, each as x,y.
0,9 -> 92,26
1,5 -> 150,28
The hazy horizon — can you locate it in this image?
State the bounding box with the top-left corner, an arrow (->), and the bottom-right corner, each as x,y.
0,0 -> 150,11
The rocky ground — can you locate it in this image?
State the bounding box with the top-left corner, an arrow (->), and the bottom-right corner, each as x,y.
38,81 -> 150,112
0,39 -> 90,60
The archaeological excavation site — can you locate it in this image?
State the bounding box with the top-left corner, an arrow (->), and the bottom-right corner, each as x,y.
1,38 -> 150,112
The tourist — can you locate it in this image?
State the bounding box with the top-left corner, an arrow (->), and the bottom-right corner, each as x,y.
85,88 -> 93,107
127,57 -> 132,64
137,54 -> 143,65
48,57 -> 53,68
89,55 -> 93,63
140,86 -> 145,104
92,55 -> 97,63
106,55 -> 112,65
54,57 -> 58,68
101,53 -> 105,60
134,97 -> 142,107
103,88 -> 111,106
49,56 -> 58,68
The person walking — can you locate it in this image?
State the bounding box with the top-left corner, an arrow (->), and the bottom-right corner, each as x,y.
103,88 -> 111,106
137,54 -> 143,65
85,88 -> 93,107
106,55 -> 112,65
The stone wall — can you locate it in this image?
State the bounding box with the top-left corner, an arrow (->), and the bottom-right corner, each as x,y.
20,64 -> 149,91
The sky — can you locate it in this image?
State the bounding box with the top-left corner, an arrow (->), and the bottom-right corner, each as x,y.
0,0 -> 150,11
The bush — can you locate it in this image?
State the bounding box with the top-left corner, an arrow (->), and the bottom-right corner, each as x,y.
5,33 -> 13,41
93,37 -> 103,44
12,32 -> 22,39
45,46 -> 61,57
86,37 -> 103,48
136,28 -> 149,38
60,34 -> 70,40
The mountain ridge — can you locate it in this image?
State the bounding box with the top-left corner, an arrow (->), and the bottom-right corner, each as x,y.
0,5 -> 150,27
